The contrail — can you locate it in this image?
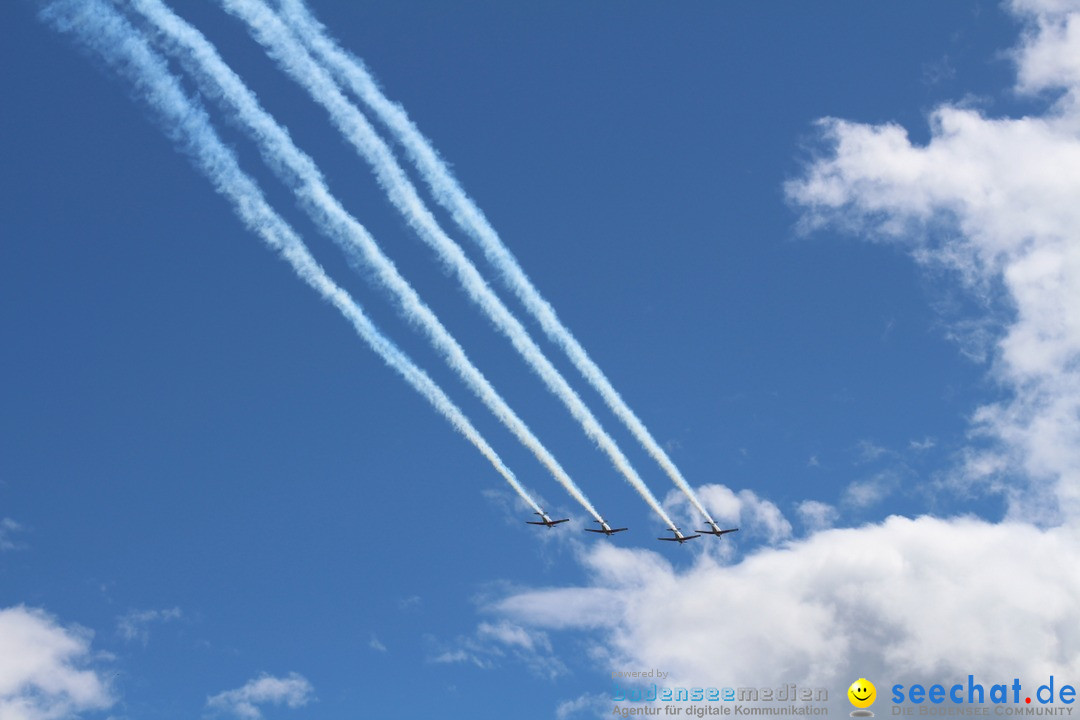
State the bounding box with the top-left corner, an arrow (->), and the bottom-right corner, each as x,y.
120,0 -> 608,524
40,0 -> 545,518
274,0 -> 717,528
213,0 -> 677,529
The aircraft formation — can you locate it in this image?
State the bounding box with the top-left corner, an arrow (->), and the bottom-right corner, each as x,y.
39,0 -> 744,545
530,513 -> 738,545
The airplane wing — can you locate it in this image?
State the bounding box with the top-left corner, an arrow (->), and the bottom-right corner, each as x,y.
698,528 -> 739,536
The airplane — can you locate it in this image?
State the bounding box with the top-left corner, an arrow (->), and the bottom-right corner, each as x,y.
658,528 -> 701,544
696,521 -> 739,537
585,519 -> 628,536
526,511 -> 570,528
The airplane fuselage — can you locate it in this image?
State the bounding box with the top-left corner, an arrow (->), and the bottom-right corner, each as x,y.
585,520 -> 627,536
658,528 -> 701,544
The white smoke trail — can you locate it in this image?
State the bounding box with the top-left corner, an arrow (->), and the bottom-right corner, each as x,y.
119,0 -> 608,524
274,0 -> 717,528
213,0 -> 677,529
40,0 -> 544,518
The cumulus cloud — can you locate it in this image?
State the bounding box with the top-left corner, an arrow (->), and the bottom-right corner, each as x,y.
0,605 -> 114,720
787,0 -> 1080,525
495,519 -> 1080,715
796,500 -> 838,532
1013,0 -> 1080,98
205,673 -> 313,719
116,606 -> 182,645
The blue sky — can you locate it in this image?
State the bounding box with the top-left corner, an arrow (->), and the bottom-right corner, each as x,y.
4,1 -> 1080,719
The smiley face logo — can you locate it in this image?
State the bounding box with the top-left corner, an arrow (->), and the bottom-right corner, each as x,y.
848,678 -> 877,709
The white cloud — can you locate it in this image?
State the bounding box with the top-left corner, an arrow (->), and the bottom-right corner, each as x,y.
430,648 -> 481,667
555,692 -> 609,719
909,437 -> 937,452
428,620 -> 566,679
477,620 -> 546,652
368,635 -> 386,652
842,471 -> 901,509
205,673 -> 313,719
1013,0 -> 1080,98
495,518 -> 1080,716
0,518 -> 24,551
0,605 -> 114,720
796,500 -> 838,532
856,440 -> 891,464
787,0 -> 1080,525
398,595 -> 422,611
116,607 -> 182,645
